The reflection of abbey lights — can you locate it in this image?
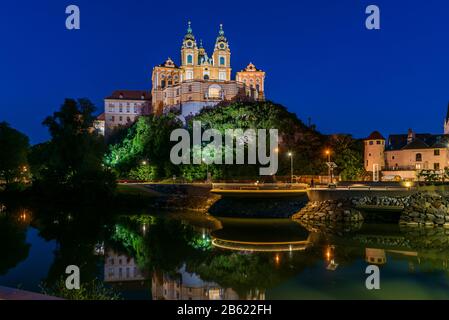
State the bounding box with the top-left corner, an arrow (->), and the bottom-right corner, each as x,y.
211,237 -> 311,252
104,250 -> 146,282
365,248 -> 387,265
152,265 -> 265,300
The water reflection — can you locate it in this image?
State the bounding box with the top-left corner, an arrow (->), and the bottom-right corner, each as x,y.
2,205 -> 449,299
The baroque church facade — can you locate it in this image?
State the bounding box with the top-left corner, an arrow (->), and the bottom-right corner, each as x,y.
101,22 -> 266,134
151,22 -> 266,117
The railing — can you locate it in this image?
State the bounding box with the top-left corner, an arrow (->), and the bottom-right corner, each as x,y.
382,166 -> 416,171
212,183 -> 308,191
310,185 -> 415,191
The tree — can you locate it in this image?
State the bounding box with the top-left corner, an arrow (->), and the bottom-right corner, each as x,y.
188,101 -> 327,179
0,122 -> 29,185
34,98 -> 116,200
328,134 -> 365,181
105,114 -> 183,179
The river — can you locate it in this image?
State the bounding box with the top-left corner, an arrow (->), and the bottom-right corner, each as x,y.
1,205 -> 449,300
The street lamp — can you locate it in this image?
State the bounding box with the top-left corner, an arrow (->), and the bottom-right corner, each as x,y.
288,152 -> 293,184
325,149 -> 333,184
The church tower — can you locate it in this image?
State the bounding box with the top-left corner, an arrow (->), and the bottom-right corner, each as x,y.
181,21 -> 198,81
444,102 -> 449,134
212,24 -> 231,81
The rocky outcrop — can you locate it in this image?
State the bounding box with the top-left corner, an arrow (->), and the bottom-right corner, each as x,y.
292,200 -> 363,222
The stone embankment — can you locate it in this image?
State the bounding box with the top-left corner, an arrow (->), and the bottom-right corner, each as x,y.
293,191 -> 449,228
292,200 -> 363,222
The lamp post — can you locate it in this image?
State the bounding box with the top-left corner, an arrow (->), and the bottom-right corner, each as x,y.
325,149 -> 333,184
288,152 -> 293,184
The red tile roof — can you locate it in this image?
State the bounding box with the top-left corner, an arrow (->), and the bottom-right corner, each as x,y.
106,90 -> 151,101
96,112 -> 105,121
365,131 -> 385,140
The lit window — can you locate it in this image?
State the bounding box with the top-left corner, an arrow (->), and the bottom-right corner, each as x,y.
416,153 -> 422,162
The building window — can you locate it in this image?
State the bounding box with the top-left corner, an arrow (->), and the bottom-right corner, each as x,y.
434,149 -> 440,156
208,84 -> 222,99
369,141 -> 373,145
108,106 -> 114,112
161,80 -> 166,88
188,85 -> 192,92
369,153 -> 371,157
127,117 -> 131,122
434,163 -> 440,170
376,141 -> 381,145
366,160 -> 368,166
119,106 -> 123,113
219,56 -> 225,66
416,153 -> 422,162
186,71 -> 193,80
119,116 -> 123,122
187,54 -> 193,64
392,156 -> 395,159
204,74 -> 209,80
134,107 -> 138,114
219,71 -> 226,80
111,116 -> 115,122
126,106 -> 130,113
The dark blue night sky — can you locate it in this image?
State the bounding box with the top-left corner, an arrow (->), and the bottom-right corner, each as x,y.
1,0 -> 448,144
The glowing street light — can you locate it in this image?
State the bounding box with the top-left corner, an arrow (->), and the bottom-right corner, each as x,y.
325,149 -> 334,184
288,152 -> 293,184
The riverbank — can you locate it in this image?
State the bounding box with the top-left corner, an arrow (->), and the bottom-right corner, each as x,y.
293,191 -> 449,228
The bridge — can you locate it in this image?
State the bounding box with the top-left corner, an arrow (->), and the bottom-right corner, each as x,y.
211,183 -> 308,198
